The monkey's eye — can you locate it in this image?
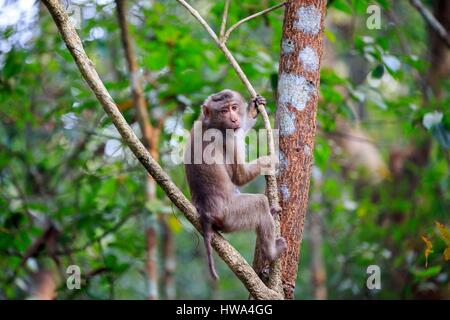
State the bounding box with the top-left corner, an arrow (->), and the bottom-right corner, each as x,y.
231,105 -> 238,111
221,109 -> 228,114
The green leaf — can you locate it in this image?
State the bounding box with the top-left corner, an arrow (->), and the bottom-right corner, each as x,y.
353,0 -> 368,14
371,64 -> 384,79
331,0 -> 353,14
412,266 -> 441,280
324,29 -> 336,43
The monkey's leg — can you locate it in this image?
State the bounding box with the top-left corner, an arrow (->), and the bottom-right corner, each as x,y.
221,194 -> 282,261
255,203 -> 285,262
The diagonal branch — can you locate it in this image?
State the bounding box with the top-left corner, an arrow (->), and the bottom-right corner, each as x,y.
176,0 -> 283,295
223,2 -> 286,43
409,0 -> 450,48
177,0 -> 220,43
41,0 -> 281,300
219,0 -> 231,41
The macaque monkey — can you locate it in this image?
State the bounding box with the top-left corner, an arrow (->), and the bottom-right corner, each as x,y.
184,89 -> 286,279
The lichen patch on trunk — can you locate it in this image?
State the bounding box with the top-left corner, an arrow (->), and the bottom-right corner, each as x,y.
278,104 -> 297,136
294,5 -> 321,35
277,73 -> 315,111
278,150 -> 288,174
299,46 -> 319,71
280,184 -> 290,201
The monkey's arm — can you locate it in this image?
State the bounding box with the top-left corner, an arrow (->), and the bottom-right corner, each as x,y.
231,163 -> 261,186
247,95 -> 266,120
231,95 -> 272,186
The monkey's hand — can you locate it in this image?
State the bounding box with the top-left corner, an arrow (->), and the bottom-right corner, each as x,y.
253,94 -> 266,107
249,95 -> 266,119
257,154 -> 278,176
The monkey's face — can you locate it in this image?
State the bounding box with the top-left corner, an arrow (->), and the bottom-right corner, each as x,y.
214,98 -> 242,130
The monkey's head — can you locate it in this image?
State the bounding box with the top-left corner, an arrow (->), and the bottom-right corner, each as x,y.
201,89 -> 245,130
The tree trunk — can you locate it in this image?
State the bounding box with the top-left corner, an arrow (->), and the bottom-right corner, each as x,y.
276,0 -> 326,299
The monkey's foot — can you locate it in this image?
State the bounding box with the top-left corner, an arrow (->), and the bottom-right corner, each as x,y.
258,267 -> 271,283
270,205 -> 282,218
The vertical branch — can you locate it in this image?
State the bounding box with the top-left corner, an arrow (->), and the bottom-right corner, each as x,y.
176,0 -> 283,295
176,0 -> 220,43
217,43 -> 281,214
276,0 -> 326,299
310,182 -> 327,300
220,0 -> 231,41
115,0 -> 154,151
409,0 -> 450,49
310,212 -> 327,300
145,226 -> 158,299
115,0 -> 161,299
424,0 -> 450,97
160,217 -> 176,299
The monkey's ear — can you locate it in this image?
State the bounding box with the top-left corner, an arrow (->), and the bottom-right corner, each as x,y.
202,104 -> 210,118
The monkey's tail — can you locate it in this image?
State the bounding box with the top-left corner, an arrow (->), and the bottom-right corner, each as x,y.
201,217 -> 219,280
